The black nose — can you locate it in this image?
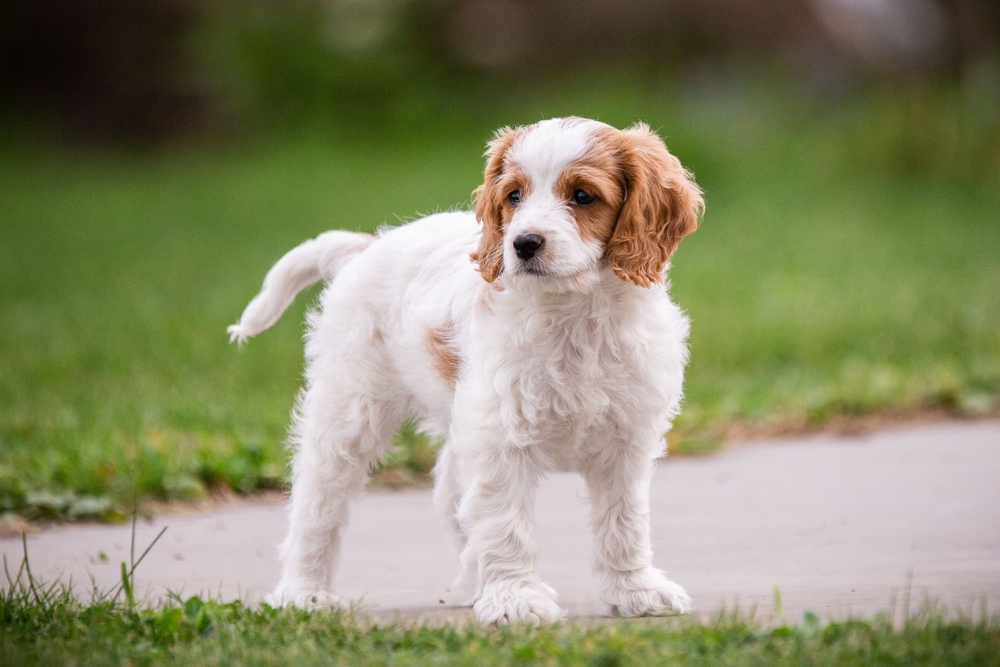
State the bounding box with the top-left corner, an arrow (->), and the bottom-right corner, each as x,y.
513,233 -> 545,260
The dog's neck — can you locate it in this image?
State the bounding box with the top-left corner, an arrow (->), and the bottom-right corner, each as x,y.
489,265 -> 665,328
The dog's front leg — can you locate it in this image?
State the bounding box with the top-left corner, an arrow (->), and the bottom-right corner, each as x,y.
457,445 -> 566,624
583,446 -> 692,617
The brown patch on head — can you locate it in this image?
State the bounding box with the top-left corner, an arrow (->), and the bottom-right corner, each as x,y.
426,323 -> 461,386
555,142 -> 626,246
471,125 -> 528,283
592,123 -> 704,287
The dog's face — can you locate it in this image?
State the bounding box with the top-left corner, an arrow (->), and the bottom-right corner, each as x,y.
471,117 -> 704,289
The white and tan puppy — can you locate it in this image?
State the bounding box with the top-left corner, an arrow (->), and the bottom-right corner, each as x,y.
229,117 -> 703,623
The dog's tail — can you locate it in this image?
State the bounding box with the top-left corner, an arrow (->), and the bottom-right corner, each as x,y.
227,230 -> 374,345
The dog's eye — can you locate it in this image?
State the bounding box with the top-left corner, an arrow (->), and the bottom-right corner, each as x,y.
573,189 -> 595,205
508,190 -> 522,206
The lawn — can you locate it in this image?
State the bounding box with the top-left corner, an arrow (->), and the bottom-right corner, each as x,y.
2,566 -> 998,666
1,79 -> 998,519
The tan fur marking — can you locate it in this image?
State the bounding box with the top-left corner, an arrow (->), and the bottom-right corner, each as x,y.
471,126 -> 528,283
594,124 -> 704,287
426,324 -> 461,385
555,149 -> 625,244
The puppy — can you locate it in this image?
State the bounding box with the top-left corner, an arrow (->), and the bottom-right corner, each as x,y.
229,117 -> 703,623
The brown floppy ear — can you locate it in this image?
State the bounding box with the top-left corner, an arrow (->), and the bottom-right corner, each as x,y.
605,123 -> 704,287
471,126 -> 522,283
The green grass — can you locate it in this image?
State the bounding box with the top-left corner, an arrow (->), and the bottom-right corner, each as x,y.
1,78 -> 999,518
7,601 -> 999,667
2,561 -> 998,666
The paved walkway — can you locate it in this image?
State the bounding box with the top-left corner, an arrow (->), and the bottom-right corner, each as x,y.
4,422 -> 999,621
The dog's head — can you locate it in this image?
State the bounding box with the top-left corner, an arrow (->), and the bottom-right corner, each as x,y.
471,117 -> 703,289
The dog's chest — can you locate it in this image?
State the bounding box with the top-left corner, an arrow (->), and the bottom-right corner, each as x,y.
490,306 -> 658,449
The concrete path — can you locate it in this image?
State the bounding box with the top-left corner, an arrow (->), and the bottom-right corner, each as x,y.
4,421 -> 999,622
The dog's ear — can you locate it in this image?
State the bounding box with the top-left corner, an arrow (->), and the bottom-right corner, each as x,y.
471,126 -> 522,283
605,123 -> 703,288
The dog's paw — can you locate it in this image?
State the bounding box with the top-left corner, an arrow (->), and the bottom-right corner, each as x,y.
264,589 -> 347,610
474,582 -> 566,625
604,568 -> 692,617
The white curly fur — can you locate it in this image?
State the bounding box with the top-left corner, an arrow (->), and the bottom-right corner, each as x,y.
231,118 -> 696,623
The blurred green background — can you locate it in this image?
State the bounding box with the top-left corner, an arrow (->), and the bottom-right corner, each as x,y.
1,0 -> 998,520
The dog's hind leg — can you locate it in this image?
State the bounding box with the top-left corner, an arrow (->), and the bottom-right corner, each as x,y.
432,442 -> 475,603
267,356 -> 405,609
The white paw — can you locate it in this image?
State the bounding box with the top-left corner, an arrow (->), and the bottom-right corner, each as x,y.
264,589 -> 347,610
604,568 -> 692,617
474,582 -> 566,625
